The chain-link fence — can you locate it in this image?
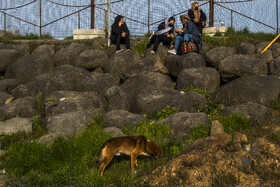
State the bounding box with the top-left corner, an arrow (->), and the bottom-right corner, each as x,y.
0,0 -> 279,39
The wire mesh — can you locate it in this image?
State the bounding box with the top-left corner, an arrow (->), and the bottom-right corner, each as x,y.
0,0 -> 279,39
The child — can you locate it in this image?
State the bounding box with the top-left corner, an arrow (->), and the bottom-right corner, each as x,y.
168,15 -> 200,55
110,15 -> 131,53
147,17 -> 175,54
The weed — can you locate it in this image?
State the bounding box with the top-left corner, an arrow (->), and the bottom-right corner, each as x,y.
268,132 -> 280,145
0,114 -> 12,122
64,36 -> 73,40
35,92 -> 43,116
132,37 -> 150,58
185,124 -> 210,144
149,106 -> 178,121
271,95 -> 280,110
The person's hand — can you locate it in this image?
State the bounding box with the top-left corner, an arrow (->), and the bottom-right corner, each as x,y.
170,33 -> 175,38
176,29 -> 183,34
167,34 -> 171,37
121,32 -> 126,37
202,21 -> 205,26
118,21 -> 122,26
194,18 -> 199,22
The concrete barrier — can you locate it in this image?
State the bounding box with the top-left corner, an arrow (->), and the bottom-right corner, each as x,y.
203,27 -> 228,37
73,29 -> 106,40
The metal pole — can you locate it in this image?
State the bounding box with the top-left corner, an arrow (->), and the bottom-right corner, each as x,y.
231,10 -> 233,28
148,0 -> 150,34
4,13 -> 6,33
209,0 -> 214,27
40,0 -> 42,37
78,11 -> 80,29
276,0 -> 279,34
105,0 -> 111,46
91,0 -> 95,29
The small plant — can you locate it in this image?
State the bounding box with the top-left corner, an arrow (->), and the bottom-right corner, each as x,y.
186,124 -> 210,144
182,86 -> 221,121
87,115 -> 105,129
131,37 -> 150,58
36,92 -> 44,116
32,116 -> 46,138
268,132 -> 280,145
149,106 -> 178,121
271,95 -> 280,110
64,36 -> 73,40
212,172 -> 239,187
0,114 -> 12,122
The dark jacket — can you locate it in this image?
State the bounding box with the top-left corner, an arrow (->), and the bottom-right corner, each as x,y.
110,15 -> 130,42
157,21 -> 175,35
188,9 -> 207,23
184,21 -> 201,43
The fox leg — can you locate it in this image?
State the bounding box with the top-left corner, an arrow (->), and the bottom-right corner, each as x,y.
99,146 -> 115,176
131,153 -> 139,170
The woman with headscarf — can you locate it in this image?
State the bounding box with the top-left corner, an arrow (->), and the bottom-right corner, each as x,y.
188,2 -> 207,34
147,16 -> 175,54
111,15 -> 131,53
168,15 -> 201,55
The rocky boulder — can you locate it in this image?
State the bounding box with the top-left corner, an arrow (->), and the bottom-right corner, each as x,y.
32,44 -> 55,56
176,67 -> 220,93
205,46 -> 236,68
165,52 -> 206,77
4,43 -> 30,57
73,72 -> 117,95
25,65 -> 90,97
75,49 -> 108,70
0,118 -> 33,134
44,91 -> 107,117
104,86 -> 130,111
218,54 -> 269,81
222,102 -> 280,126
157,112 -> 209,137
0,49 -> 19,72
0,79 -> 22,92
54,43 -> 90,66
104,110 -> 146,129
134,89 -> 206,114
124,55 -> 169,78
104,51 -> 141,81
0,96 -> 38,119
45,111 -> 92,135
212,76 -> 280,106
236,43 -> 256,55
269,56 -> 280,76
0,92 -> 14,106
10,84 -> 30,98
5,52 -> 54,82
144,44 -> 169,62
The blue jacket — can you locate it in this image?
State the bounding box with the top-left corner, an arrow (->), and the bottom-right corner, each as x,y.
183,21 -> 201,43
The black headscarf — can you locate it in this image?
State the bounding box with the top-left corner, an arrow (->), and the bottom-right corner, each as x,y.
114,15 -> 123,25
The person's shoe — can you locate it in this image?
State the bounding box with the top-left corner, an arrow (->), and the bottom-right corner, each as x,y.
116,49 -> 123,53
168,49 -> 177,55
126,49 -> 131,52
150,51 -> 156,55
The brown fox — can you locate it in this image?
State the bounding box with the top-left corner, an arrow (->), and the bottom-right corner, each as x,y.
97,135 -> 163,176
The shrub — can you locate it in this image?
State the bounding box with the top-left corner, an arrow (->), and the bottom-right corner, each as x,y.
149,106 -> 178,121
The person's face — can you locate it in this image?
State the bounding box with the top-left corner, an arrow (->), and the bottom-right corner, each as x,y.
195,3 -> 199,8
168,20 -> 175,26
120,18 -> 124,24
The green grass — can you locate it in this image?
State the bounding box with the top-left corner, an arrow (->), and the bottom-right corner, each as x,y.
268,132 -> 280,145
148,106 -> 178,121
186,124 -> 211,144
0,33 -> 53,41
271,95 -> 280,110
131,37 -> 150,58
202,27 -> 276,47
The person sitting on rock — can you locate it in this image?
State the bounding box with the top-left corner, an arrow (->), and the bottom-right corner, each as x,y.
168,15 -> 201,55
146,17 -> 175,55
110,15 -> 131,53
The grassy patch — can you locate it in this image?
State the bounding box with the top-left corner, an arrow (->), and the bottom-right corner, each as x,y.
186,124 -> 211,144
212,172 -> 239,187
0,33 -> 53,41
203,27 -> 276,48
148,106 -> 178,121
271,95 -> 280,110
131,37 -> 150,58
268,132 -> 280,145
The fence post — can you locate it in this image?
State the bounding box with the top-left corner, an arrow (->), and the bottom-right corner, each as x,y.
148,0 -> 150,34
40,0 -> 42,37
209,0 -> 214,27
78,11 -> 80,29
4,13 -> 6,34
231,10 -> 233,28
105,0 -> 111,46
277,0 -> 279,34
91,0 -> 95,29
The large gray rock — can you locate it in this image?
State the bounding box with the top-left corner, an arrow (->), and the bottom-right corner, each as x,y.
199,41 -> 210,56
157,112 -> 209,137
212,76 -> 280,107
104,86 -> 130,111
4,43 -> 30,57
218,54 -> 269,81
104,110 -> 146,129
104,51 -> 140,81
75,49 -> 108,70
5,52 -> 54,82
165,52 -> 206,77
45,111 -> 92,135
0,118 -> 33,134
32,44 -> 55,56
44,91 -> 107,117
205,46 -> 236,68
269,56 -> 280,76
236,43 -> 256,55
176,67 -> 220,93
255,42 -> 270,54
25,65 -> 90,97
0,79 -> 22,92
144,44 -> 169,62
134,89 -> 206,114
10,84 -> 30,98
54,43 -> 90,66
222,102 -> 280,126
73,72 -> 117,95
0,49 -> 19,72
120,72 -> 175,111
124,55 -> 169,78
256,42 -> 280,58
0,92 -> 14,106
0,97 -> 37,119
